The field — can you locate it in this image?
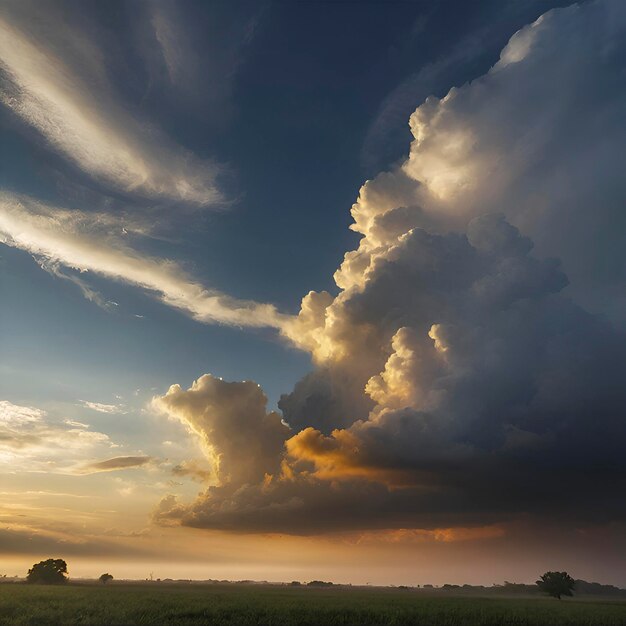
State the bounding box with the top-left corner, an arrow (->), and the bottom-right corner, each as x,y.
1,583 -> 626,626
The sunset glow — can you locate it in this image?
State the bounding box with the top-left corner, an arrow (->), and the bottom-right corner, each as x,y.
1,0 -> 625,591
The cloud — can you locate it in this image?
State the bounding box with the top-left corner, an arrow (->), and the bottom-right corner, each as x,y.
399,1 -> 626,319
146,0 -> 261,122
63,420 -> 90,429
171,460 -> 213,483
155,215 -> 626,533
0,192 -> 289,328
0,5 -> 285,334
360,0 -> 551,172
78,401 -> 125,415
153,0 -> 626,535
0,401 -> 116,473
77,456 -> 154,474
153,375 -> 289,486
40,261 -> 116,311
151,5 -> 188,86
0,525 -> 149,558
0,400 -> 43,426
352,526 -> 506,545
0,2 -> 223,206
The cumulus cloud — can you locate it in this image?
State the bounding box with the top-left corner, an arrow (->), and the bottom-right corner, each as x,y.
153,0 -> 626,535
154,215 -> 626,533
0,1 -> 223,206
171,459 -> 213,483
153,375 -> 289,486
0,193 -> 289,328
401,0 -> 626,319
0,400 -> 43,426
279,0 -> 626,426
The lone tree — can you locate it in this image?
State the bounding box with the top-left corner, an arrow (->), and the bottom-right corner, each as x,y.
99,573 -> 113,584
536,571 -> 575,599
26,559 -> 68,585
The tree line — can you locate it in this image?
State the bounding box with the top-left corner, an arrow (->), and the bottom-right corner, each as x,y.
26,560 -> 112,586
24,559 -> 579,600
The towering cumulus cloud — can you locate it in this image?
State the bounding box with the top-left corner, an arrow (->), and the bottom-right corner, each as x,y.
153,0 -> 626,534
154,375 -> 289,486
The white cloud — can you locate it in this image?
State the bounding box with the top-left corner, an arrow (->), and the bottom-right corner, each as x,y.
399,0 -> 626,318
63,419 -> 90,429
78,400 -> 125,415
0,5 -> 223,206
0,400 -> 43,425
0,401 -> 116,473
152,6 -> 187,85
0,193 -> 289,328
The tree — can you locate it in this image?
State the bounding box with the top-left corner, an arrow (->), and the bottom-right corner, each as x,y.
536,571 -> 575,599
99,573 -> 113,584
26,559 -> 68,585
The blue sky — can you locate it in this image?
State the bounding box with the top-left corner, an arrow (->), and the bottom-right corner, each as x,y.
0,0 -> 569,412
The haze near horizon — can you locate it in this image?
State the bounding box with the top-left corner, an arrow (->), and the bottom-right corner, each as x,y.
1,0 -> 625,589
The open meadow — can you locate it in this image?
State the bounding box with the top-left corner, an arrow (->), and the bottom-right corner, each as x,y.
1,583 -> 626,626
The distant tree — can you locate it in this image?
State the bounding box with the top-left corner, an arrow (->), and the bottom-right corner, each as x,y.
574,579 -> 626,597
26,559 -> 68,585
99,573 -> 113,584
536,571 -> 575,599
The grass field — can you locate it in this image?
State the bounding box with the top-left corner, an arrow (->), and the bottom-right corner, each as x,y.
1,583 -> 626,626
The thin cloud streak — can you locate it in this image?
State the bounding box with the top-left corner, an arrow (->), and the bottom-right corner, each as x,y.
0,193 -> 289,329
78,401 -> 126,415
77,455 -> 154,474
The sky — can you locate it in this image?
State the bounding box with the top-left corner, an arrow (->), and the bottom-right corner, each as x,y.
1,0 -> 626,586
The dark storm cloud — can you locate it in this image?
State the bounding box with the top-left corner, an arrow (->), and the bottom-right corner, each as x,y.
153,0 -> 626,535
155,216 -> 626,533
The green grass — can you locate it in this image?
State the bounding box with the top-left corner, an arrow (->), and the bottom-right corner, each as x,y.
1,583 -> 625,625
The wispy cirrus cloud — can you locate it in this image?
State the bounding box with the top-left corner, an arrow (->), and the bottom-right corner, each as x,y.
0,193 -> 289,329
0,4 -> 224,206
0,2 -> 284,329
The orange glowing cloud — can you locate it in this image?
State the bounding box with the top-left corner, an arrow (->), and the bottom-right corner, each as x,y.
284,426 -> 413,486
350,525 -> 506,544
